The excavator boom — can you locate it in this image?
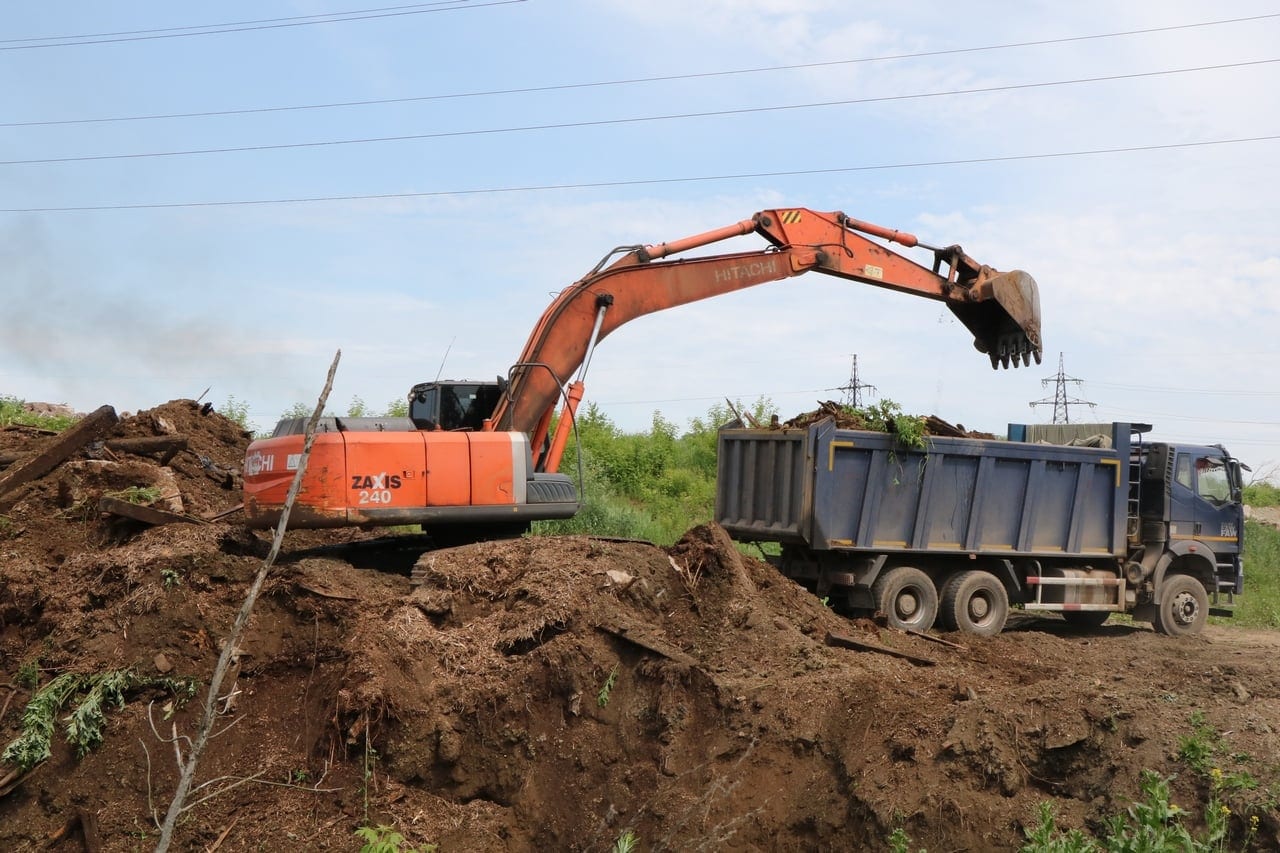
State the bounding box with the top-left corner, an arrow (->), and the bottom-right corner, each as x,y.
490,208 -> 1042,468
243,206 -> 1042,531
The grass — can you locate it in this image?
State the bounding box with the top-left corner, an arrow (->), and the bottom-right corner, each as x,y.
0,395 -> 76,432
1227,521 -> 1280,629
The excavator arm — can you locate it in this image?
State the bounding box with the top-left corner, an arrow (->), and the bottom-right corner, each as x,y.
489,208 -> 1042,471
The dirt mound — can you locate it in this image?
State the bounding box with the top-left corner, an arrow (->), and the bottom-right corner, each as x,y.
0,404 -> 1278,851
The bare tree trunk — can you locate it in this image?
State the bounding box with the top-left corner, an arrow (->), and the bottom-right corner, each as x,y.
154,350 -> 341,853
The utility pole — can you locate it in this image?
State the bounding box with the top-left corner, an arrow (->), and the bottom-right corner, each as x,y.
1030,352 -> 1095,424
839,354 -> 877,408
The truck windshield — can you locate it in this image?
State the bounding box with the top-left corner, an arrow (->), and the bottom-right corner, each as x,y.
1196,457 -> 1231,503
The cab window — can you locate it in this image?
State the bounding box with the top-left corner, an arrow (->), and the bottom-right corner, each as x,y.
1174,454 -> 1193,490
1196,457 -> 1230,503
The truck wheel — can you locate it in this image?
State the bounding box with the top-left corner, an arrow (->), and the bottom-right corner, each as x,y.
1153,573 -> 1208,637
1062,611 -> 1110,629
871,567 -> 938,632
940,571 -> 1008,637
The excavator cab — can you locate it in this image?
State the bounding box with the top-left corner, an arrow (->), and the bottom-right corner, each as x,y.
408,380 -> 503,431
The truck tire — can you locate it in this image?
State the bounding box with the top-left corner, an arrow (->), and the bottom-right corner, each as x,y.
871,566 -> 938,632
1153,573 -> 1208,637
939,571 -> 1008,637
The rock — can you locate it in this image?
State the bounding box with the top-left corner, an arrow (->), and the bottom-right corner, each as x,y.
154,652 -> 173,674
605,569 -> 635,590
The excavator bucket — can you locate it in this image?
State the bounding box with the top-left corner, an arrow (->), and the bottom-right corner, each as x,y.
948,269 -> 1043,369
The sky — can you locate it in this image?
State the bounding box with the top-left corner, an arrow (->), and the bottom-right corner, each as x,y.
3,1 -> 1278,478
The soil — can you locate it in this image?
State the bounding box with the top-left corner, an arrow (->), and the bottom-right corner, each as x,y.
0,401 -> 1277,851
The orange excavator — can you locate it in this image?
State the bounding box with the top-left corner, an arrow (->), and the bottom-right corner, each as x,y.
243,207 -> 1042,533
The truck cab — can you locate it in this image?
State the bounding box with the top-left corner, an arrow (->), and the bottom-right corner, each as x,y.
1137,441 -> 1245,599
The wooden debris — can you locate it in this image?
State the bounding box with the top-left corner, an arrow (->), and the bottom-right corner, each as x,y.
597,621 -> 697,667
905,629 -> 966,650
103,435 -> 189,462
98,496 -> 206,527
924,415 -> 966,437
294,580 -> 360,601
825,630 -> 936,666
205,816 -> 239,853
0,406 -> 118,504
0,764 -> 33,799
202,502 -> 244,522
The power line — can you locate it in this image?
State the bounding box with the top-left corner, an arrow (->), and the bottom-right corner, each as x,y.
6,12 -> 1276,127
5,58 -> 1276,168
4,133 -> 1275,213
0,1 -> 523,51
1089,380 -> 1280,398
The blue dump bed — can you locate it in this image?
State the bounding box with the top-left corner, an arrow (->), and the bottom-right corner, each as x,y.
715,420 -> 1131,559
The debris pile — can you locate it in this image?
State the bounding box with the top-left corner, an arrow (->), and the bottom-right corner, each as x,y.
781,400 -> 997,438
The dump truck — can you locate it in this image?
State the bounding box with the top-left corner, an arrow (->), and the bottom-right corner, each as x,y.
244,207 -> 1042,534
715,420 -> 1245,637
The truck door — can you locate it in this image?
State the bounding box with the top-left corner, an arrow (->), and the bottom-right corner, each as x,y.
1192,455 -> 1242,554
1169,450 -> 1243,591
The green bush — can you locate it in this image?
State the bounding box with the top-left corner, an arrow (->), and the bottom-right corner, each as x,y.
1244,481 -> 1280,507
537,400 -> 777,545
0,395 -> 76,432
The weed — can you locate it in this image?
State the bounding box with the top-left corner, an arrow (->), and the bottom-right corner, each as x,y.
219,395 -> 251,430
1019,768 -> 1264,852
1,670 -> 196,772
1178,710 -> 1219,774
105,486 -> 163,505
597,663 -> 620,708
354,824 -> 437,853
887,826 -> 927,853
611,829 -> 640,853
0,515 -> 18,539
161,568 -> 181,590
15,658 -> 39,690
1020,802 -> 1092,852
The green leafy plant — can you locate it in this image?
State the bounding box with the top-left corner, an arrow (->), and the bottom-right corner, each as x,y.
15,658 -> 40,690
106,486 -> 163,505
1243,480 -> 1280,507
612,829 -> 640,853
1019,769 -> 1263,852
219,395 -> 251,429
1,670 -> 196,772
597,663 -> 620,708
888,826 -> 927,853
161,568 -> 181,589
354,824 -> 437,853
